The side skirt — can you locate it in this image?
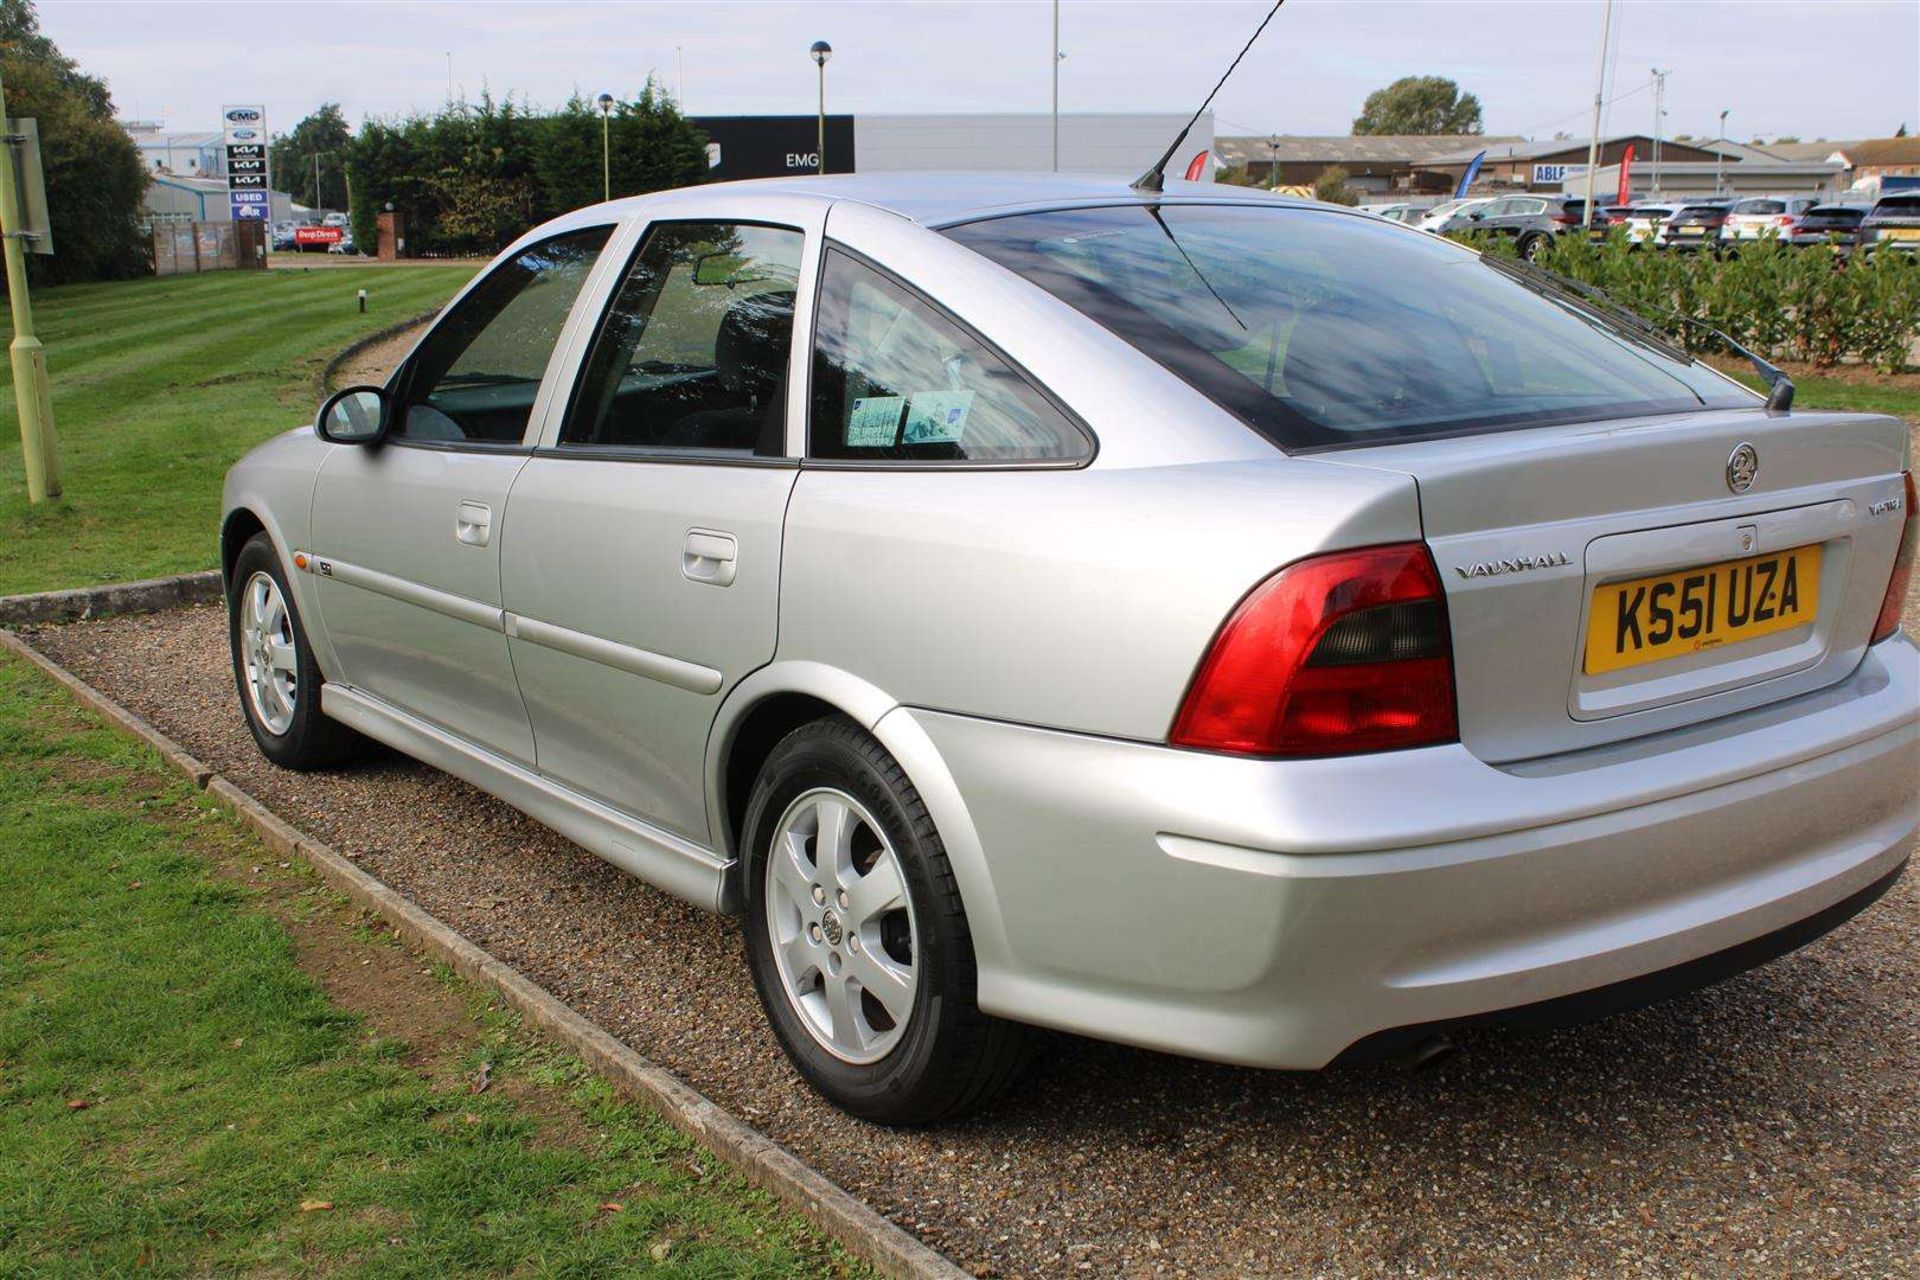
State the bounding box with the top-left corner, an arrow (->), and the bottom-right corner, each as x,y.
322,683 -> 735,914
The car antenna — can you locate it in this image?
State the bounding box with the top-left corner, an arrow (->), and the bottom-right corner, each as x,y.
1132,0 -> 1286,193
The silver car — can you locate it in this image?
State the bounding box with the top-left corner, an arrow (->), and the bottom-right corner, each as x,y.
222,174 -> 1919,1124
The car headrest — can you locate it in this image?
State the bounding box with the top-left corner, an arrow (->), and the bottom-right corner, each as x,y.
715,289 -> 796,401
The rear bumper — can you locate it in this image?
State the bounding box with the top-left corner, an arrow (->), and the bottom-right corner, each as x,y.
910,636 -> 1920,1069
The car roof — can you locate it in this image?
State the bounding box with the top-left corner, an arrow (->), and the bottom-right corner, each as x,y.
585,172 -> 1325,230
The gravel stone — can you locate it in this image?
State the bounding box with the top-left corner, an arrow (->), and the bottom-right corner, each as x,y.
27,603 -> 1920,1279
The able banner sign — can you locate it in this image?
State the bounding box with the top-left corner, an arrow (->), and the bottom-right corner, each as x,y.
222,105 -> 270,220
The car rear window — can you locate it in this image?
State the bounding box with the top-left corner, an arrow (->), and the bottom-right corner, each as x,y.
1806,207 -> 1862,222
1734,199 -> 1785,215
1676,206 -> 1725,218
1873,196 -> 1920,215
945,204 -> 1754,452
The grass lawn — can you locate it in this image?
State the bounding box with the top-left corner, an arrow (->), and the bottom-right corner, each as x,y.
0,266 -> 474,597
0,651 -> 863,1277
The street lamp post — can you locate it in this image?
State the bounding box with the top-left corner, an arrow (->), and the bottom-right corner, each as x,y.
312,150 -> 332,213
1716,109 -> 1729,193
1266,134 -> 1280,190
596,92 -> 615,202
810,41 -> 832,174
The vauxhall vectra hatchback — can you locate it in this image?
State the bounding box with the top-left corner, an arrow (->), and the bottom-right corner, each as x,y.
222,175 -> 1918,1124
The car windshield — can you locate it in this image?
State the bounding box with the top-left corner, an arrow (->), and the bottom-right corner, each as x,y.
946,204 -> 1755,451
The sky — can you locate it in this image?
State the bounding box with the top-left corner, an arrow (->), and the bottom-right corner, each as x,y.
40,0 -> 1920,144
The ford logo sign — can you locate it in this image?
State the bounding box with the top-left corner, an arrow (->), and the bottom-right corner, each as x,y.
229,129 -> 259,141
225,108 -> 262,123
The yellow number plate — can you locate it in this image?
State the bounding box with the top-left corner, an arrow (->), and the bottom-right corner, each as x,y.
1585,545 -> 1821,675
1887,227 -> 1920,241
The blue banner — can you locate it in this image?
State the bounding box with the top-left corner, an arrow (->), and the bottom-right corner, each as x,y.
1454,151 -> 1486,199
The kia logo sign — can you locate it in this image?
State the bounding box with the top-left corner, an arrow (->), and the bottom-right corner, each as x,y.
225,108 -> 262,123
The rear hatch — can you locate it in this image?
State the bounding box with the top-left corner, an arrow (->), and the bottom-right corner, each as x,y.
1326,406 -> 1911,762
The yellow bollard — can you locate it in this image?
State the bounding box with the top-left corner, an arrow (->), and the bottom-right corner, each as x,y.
0,62 -> 60,502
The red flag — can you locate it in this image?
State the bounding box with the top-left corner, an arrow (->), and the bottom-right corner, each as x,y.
1617,144 -> 1636,205
1184,150 -> 1210,182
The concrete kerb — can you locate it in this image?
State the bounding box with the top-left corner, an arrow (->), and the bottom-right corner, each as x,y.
0,570 -> 223,627
0,622 -> 970,1280
314,306 -> 440,399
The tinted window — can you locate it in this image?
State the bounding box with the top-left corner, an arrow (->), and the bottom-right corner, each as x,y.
1873,196 -> 1920,215
1734,199 -> 1785,215
946,204 -> 1754,451
808,249 -> 1088,464
398,228 -> 611,444
562,222 -> 803,453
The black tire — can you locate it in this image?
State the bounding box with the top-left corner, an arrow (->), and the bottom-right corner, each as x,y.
1519,233 -> 1550,263
227,532 -> 362,770
741,716 -> 1030,1125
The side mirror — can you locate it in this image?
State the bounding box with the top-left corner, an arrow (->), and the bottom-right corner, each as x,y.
316,384 -> 390,445
1467,210 -> 1486,221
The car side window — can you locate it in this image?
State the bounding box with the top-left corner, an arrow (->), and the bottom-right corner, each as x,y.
808,249 -> 1089,465
1513,198 -> 1547,216
561,222 -> 804,453
395,227 -> 611,445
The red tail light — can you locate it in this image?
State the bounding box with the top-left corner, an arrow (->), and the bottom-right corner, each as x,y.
1553,213 -> 1579,226
1170,543 -> 1458,757
1871,471 -> 1916,643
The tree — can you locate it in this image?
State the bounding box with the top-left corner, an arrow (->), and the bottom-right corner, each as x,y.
1351,76 -> 1482,136
0,0 -> 146,284
270,102 -> 352,211
1312,165 -> 1359,206
533,83 -> 707,216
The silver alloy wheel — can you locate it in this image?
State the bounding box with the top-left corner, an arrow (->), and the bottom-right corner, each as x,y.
240,570 -> 298,736
765,787 -> 919,1064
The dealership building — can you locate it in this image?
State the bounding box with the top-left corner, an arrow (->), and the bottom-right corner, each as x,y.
690,112 -> 1213,182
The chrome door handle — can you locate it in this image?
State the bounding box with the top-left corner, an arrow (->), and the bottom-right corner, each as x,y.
456,501 -> 492,547
682,529 -> 737,587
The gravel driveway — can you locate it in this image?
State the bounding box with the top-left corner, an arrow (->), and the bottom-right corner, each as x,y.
27,605 -> 1920,1279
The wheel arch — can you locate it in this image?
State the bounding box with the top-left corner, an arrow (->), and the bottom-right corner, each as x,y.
704,663 -> 1012,975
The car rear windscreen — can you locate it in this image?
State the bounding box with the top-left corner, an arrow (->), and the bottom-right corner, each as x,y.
945,204 -> 1755,451
1735,200 -> 1786,215
1874,196 -> 1920,215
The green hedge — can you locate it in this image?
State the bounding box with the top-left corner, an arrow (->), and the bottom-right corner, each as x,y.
1446,232 -> 1920,374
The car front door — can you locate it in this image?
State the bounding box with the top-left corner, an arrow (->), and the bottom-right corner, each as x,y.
498,211 -> 818,844
307,225 -> 615,762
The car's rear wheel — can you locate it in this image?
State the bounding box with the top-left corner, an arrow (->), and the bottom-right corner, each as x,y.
741,716 -> 1030,1125
1520,233 -> 1551,262
228,532 -> 362,770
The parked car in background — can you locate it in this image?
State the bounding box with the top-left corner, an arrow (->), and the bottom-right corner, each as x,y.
1658,203 -> 1732,250
326,231 -> 357,255
1461,194 -> 1610,260
1415,196 -> 1494,234
1359,202 -> 1418,223
1616,204 -> 1678,246
321,211 -> 351,228
270,220 -> 298,251
220,174 -> 1918,1124
1787,204 -> 1868,249
1725,195 -> 1820,243
1859,193 -> 1920,256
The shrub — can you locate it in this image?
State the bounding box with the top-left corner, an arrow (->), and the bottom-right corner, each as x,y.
1446,229 -> 1920,373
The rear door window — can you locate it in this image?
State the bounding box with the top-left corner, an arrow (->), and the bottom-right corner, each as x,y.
561,221 -> 803,454
807,249 -> 1090,465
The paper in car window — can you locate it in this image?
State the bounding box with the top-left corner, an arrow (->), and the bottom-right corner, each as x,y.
903,390 -> 975,444
847,395 -> 906,448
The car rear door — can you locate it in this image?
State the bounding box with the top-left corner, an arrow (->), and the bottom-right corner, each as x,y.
307,225 -> 616,762
497,203 -> 820,845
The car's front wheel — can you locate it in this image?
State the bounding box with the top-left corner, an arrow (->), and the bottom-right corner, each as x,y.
1520,232 -> 1551,262
741,717 -> 1030,1125
227,532 -> 362,770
